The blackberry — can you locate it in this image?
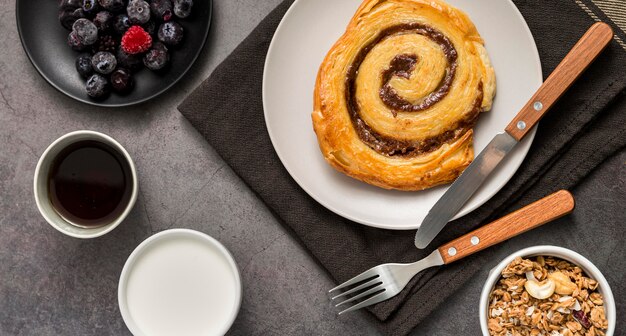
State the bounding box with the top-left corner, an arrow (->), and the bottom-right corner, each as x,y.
86,74 -> 110,99
150,0 -> 173,21
75,53 -> 93,78
110,68 -> 134,93
117,49 -> 143,72
98,0 -> 125,12
113,14 -> 131,34
91,51 -> 117,74
81,0 -> 100,15
127,0 -> 151,25
59,7 -> 85,30
94,35 -> 117,53
143,41 -> 169,70
173,0 -> 192,19
59,0 -> 82,10
67,31 -> 86,51
93,10 -> 113,31
158,21 -> 183,46
72,18 -> 98,45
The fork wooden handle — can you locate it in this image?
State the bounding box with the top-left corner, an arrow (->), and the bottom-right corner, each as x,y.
438,190 -> 575,264
505,22 -> 613,141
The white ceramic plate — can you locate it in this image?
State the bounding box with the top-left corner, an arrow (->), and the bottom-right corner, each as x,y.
263,0 -> 542,230
118,229 -> 242,336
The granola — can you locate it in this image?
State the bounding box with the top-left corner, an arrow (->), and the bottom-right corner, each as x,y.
488,256 -> 609,336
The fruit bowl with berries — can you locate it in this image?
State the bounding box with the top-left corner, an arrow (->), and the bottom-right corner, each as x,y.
16,0 -> 212,106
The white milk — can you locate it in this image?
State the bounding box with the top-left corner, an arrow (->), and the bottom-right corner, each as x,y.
125,236 -> 238,336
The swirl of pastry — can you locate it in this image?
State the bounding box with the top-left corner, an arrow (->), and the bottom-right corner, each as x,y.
312,0 -> 495,190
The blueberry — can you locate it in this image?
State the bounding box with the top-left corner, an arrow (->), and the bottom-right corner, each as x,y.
59,0 -> 82,10
143,42 -> 169,70
113,14 -> 131,34
67,31 -> 86,51
117,49 -> 143,72
86,74 -> 110,98
150,0 -> 173,21
173,0 -> 192,19
81,0 -> 100,15
157,21 -> 183,46
142,20 -> 157,37
97,0 -> 124,12
127,0 -> 151,25
72,18 -> 98,45
110,68 -> 135,93
59,7 -> 85,30
91,51 -> 117,74
75,53 -> 93,78
92,11 -> 113,31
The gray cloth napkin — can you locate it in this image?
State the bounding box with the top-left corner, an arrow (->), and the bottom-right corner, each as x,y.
178,0 -> 626,334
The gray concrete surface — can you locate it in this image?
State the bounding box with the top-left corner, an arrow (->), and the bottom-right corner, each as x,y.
0,0 -> 624,335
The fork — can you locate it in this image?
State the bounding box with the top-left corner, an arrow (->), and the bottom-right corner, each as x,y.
329,190 -> 575,314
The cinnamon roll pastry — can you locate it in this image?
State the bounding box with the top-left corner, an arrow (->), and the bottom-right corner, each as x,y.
312,0 -> 495,190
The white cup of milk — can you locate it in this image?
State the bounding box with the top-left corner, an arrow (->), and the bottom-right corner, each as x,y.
118,229 -> 242,336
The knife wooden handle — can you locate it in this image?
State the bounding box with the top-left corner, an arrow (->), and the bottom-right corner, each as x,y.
505,22 -> 613,141
438,190 -> 575,264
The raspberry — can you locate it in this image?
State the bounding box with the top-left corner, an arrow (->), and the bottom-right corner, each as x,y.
121,25 -> 152,54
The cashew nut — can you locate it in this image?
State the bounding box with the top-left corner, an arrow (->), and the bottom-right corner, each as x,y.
548,271 -> 577,295
524,278 -> 555,299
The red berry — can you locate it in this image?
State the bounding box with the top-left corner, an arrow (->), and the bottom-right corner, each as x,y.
121,25 -> 152,54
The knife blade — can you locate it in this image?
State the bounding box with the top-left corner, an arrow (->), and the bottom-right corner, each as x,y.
414,132 -> 517,248
414,22 -> 614,249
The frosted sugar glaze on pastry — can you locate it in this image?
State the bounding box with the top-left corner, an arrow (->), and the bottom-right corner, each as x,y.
312,0 -> 496,190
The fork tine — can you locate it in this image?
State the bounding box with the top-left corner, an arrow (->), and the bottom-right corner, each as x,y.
337,290 -> 389,315
328,269 -> 379,293
330,277 -> 382,301
334,284 -> 385,308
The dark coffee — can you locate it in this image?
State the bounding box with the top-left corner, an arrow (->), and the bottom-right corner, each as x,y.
48,140 -> 132,228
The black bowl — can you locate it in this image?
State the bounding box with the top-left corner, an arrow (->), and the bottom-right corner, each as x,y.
16,0 -> 212,107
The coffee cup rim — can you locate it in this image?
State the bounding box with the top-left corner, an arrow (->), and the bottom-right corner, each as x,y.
33,130 -> 138,239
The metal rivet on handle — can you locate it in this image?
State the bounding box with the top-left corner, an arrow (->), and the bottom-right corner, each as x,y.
447,247 -> 457,257
517,121 -> 526,130
471,236 -> 480,245
533,101 -> 543,111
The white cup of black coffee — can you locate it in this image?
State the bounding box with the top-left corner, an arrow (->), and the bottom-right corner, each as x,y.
34,130 -> 138,238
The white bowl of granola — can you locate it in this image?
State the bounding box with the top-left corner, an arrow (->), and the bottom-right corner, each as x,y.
480,246 -> 615,336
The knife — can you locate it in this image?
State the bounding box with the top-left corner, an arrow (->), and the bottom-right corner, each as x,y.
414,22 -> 613,249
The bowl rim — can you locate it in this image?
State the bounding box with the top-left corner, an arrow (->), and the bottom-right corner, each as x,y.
479,245 -> 616,336
15,0 -> 213,108
117,228 -> 243,336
